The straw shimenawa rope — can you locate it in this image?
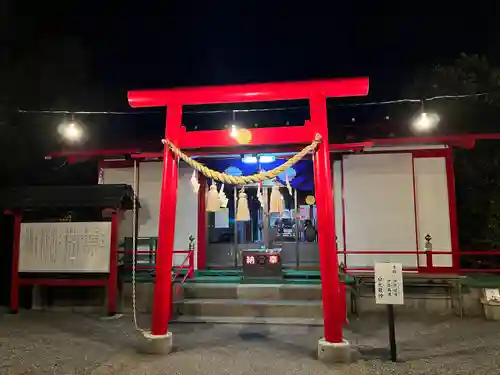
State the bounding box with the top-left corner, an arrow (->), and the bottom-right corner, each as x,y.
161,134 -> 322,184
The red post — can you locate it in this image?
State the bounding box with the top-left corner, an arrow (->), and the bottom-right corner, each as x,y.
310,94 -> 343,343
9,212 -> 22,313
152,104 -> 182,336
445,148 -> 460,272
426,251 -> 434,272
107,209 -> 119,315
197,174 -> 207,270
188,249 -> 195,279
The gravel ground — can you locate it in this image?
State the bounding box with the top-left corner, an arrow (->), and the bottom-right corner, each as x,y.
0,311 -> 499,374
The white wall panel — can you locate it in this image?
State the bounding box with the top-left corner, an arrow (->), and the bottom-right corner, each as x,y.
137,163 -> 162,238
342,153 -> 417,268
173,165 -> 198,269
101,161 -> 198,269
414,157 -> 453,267
333,160 -> 345,266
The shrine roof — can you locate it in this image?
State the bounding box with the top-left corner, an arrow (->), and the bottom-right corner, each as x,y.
0,184 -> 135,211
43,134 -> 500,162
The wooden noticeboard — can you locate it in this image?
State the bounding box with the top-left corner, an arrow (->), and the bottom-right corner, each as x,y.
19,222 -> 112,273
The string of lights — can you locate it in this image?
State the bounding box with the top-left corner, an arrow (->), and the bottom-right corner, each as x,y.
330,92 -> 490,107
16,91 -> 490,116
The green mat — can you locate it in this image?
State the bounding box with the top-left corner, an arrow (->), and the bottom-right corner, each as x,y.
119,267 -> 357,285
462,274 -> 500,288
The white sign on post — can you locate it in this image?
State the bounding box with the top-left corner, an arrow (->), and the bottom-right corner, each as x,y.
374,262 -> 404,305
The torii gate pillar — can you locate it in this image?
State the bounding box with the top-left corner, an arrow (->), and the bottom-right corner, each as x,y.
128,77 -> 369,361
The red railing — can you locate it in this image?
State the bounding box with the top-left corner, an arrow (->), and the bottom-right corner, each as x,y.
172,250 -> 195,282
117,249 -> 195,277
117,248 -> 500,275
117,248 -> 195,320
336,249 -> 500,274
170,250 -> 195,320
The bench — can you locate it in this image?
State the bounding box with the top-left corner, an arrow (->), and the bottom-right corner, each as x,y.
348,272 -> 467,317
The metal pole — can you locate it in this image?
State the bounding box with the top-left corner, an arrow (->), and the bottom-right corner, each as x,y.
262,187 -> 270,248
387,305 -> 397,362
132,159 -> 141,262
294,188 -> 300,268
197,175 -> 207,270
233,187 -> 239,268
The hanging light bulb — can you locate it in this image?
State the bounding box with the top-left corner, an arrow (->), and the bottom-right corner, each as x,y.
57,116 -> 85,143
230,124 -> 238,137
411,100 -> 439,133
412,112 -> 440,132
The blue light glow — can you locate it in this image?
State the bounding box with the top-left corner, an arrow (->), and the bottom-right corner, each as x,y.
258,155 -> 276,163
242,155 -> 258,164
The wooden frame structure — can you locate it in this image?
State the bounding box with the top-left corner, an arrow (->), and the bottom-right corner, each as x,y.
127,78 -> 370,343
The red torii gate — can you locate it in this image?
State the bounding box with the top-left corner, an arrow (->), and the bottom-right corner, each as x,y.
128,78 -> 369,359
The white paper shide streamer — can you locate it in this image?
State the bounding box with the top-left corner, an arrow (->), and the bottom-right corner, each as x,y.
285,172 -> 292,195
256,181 -> 263,207
218,183 -> 228,208
190,170 -> 200,193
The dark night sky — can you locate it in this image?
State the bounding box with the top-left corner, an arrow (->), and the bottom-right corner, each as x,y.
9,3 -> 500,101
2,2 -> 500,171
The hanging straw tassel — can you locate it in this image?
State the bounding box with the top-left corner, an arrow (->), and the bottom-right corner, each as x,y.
236,188 -> 250,221
269,184 -> 284,214
207,182 -> 220,212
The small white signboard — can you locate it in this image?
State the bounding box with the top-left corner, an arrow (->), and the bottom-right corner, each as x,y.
214,208 -> 230,228
374,262 -> 404,305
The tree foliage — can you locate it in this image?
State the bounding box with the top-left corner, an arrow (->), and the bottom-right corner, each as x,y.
413,54 -> 500,99
411,54 -> 500,257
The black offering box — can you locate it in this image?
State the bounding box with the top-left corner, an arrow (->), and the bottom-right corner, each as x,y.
242,248 -> 283,282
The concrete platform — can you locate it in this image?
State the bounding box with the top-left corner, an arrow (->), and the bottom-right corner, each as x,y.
2,311 -> 500,374
176,283 -> 325,323
317,338 -> 354,363
136,332 -> 173,355
182,283 -> 322,300
179,298 -> 323,318
173,315 -> 324,325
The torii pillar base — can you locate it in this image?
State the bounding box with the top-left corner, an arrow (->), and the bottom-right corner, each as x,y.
317,338 -> 356,363
137,332 -> 173,355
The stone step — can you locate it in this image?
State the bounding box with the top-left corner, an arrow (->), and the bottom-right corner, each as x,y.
182,283 -> 322,301
178,298 -> 324,318
172,315 -> 324,325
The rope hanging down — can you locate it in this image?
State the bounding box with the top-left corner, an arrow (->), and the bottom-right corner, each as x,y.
161,134 -> 322,184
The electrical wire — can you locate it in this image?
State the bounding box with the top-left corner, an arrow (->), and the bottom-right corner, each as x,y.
16,109 -> 161,115
330,93 -> 490,107
16,92 -> 490,116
